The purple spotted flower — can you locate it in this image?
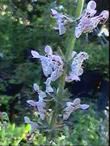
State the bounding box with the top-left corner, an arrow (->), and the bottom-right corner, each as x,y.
27,84 -> 47,120
75,0 -> 109,38
51,9 -> 73,35
65,51 -> 89,82
33,83 -> 46,101
31,45 -> 64,93
27,99 -> 46,120
63,98 -> 89,120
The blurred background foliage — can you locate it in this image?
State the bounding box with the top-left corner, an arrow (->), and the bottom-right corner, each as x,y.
0,0 -> 109,145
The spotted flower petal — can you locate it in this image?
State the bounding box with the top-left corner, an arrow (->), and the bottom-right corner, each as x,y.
51,9 -> 58,16
36,100 -> 46,120
72,98 -> 81,105
33,83 -> 40,92
27,99 -> 46,120
31,50 -> 40,58
71,51 -> 77,58
24,116 -> 39,134
33,83 -> 46,100
65,73 -> 80,82
45,78 -> 54,93
51,9 -> 72,35
27,100 -> 37,107
80,104 -> 89,110
31,46 -> 64,93
41,56 -> 53,77
99,10 -> 109,24
63,98 -> 89,120
24,116 -> 30,123
75,26 -> 83,38
87,0 -> 96,10
63,106 -> 73,120
44,45 -> 53,56
58,22 -> 66,35
30,121 -> 39,133
66,52 -> 89,82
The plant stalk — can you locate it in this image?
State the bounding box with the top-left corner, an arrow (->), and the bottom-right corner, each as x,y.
76,0 -> 85,19
46,0 -> 85,144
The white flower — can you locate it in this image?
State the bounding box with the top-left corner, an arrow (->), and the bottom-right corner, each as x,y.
65,52 -> 89,82
63,98 -> 89,120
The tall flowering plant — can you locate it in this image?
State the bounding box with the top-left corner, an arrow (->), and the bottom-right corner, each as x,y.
24,0 -> 109,144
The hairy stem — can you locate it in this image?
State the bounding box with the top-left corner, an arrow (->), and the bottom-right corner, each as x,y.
65,33 -> 76,61
76,0 -> 85,19
66,0 -> 85,60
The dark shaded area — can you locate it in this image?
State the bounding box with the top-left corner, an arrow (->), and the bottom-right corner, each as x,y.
4,83 -> 23,96
65,70 -> 109,111
97,80 -> 109,111
65,70 -> 103,98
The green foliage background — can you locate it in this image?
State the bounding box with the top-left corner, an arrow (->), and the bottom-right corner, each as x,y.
0,0 -> 109,145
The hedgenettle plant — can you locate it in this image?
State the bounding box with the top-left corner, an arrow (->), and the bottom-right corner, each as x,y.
24,0 -> 109,145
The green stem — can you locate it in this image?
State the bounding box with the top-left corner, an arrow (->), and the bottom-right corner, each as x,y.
45,108 -> 57,145
75,0 -> 85,19
65,0 -> 85,60
65,33 -> 76,61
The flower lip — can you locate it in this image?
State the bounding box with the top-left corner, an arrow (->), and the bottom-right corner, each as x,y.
63,98 -> 89,120
31,50 -> 40,58
87,0 -> 96,10
80,104 -> 89,110
27,100 -> 37,107
24,116 -> 30,123
51,9 -> 57,16
99,10 -> 109,23
33,83 -> 39,92
44,45 -> 53,56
